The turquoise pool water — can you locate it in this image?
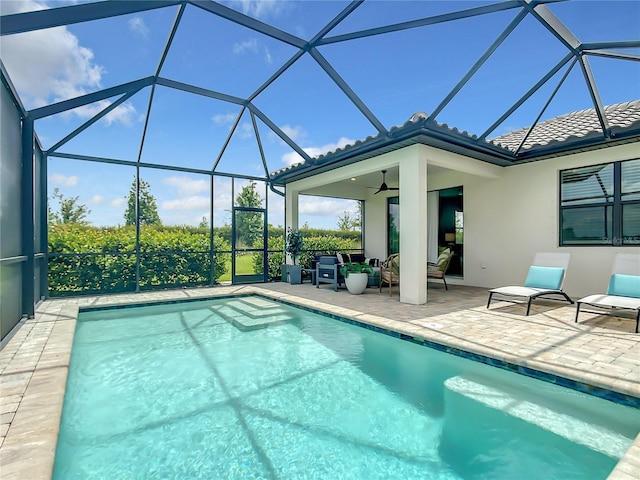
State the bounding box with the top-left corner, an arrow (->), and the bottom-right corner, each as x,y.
54,296 -> 639,479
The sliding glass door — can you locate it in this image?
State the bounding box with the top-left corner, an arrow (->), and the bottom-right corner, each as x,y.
387,187 -> 464,276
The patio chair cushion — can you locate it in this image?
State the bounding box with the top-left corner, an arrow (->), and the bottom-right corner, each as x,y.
336,253 -> 350,264
390,255 -> 400,274
365,257 -> 379,267
607,274 -> 640,298
435,249 -> 451,270
523,266 -> 564,290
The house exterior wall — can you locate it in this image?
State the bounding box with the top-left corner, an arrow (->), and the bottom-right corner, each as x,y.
425,142 -> 640,298
438,143 -> 640,296
362,145 -> 502,265
287,142 -> 638,299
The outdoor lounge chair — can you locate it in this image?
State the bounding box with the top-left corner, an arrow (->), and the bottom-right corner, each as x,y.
379,253 -> 400,297
487,252 -> 573,315
427,248 -> 454,290
575,253 -> 640,333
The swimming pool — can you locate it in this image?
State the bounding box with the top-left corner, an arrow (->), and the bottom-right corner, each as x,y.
53,295 -> 639,479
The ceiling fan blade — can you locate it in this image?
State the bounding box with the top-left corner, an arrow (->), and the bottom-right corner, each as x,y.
370,170 -> 397,194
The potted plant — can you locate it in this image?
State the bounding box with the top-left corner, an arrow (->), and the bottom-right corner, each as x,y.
284,227 -> 304,284
340,262 -> 373,294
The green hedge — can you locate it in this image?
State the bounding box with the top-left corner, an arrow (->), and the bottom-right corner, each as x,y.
257,234 -> 360,280
48,224 -> 362,295
48,224 -> 229,296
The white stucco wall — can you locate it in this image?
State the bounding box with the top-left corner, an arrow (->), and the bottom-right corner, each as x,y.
286,141 -> 639,299
426,142 -> 640,298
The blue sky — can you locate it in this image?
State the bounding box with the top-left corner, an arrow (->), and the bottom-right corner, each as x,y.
2,0 -> 638,228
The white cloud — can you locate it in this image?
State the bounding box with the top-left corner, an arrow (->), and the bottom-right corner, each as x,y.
163,176 -> 209,196
226,0 -> 289,19
213,178 -> 233,206
281,137 -> 356,166
240,122 -> 254,139
0,1 -> 47,16
279,124 -> 305,142
129,17 -> 149,38
1,0 -> 138,126
299,197 -> 354,217
3,25 -> 102,105
233,39 -> 258,55
162,196 -> 209,211
89,195 -> 105,204
50,173 -> 78,187
102,102 -> 138,126
212,113 -> 237,126
232,39 -> 273,64
68,100 -> 138,126
281,151 -> 303,167
110,197 -> 126,207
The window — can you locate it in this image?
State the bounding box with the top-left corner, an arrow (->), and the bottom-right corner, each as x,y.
560,159 -> 640,246
387,197 -> 399,256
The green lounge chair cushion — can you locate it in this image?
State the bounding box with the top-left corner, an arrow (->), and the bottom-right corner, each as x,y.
607,274 -> 640,298
524,266 -> 564,290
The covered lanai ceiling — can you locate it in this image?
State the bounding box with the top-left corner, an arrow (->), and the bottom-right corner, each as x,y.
1,0 -> 639,185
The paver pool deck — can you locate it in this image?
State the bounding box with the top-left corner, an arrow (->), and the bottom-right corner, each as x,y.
1,283 -> 639,479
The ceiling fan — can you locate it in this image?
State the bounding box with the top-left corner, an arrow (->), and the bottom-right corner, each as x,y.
373,170 -> 399,195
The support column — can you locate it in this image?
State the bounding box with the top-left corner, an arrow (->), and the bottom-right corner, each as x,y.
21,118 -> 35,317
284,188 -> 299,264
399,147 -> 428,305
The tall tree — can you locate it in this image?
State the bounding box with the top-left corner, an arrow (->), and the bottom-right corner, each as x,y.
336,211 -> 355,231
48,188 -> 91,225
235,181 -> 263,247
336,202 -> 362,231
124,177 -> 161,226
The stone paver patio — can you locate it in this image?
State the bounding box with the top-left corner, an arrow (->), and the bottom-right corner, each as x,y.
1,282 -> 638,479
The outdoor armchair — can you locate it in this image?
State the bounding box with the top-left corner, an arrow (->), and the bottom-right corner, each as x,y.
575,253 -> 640,333
487,252 -> 573,315
316,255 -> 344,292
379,253 -> 400,297
427,249 -> 454,290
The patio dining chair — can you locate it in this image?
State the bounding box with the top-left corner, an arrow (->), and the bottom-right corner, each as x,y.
379,253 -> 400,297
487,252 -> 573,315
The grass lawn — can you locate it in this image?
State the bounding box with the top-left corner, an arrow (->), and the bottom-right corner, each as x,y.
218,253 -> 260,282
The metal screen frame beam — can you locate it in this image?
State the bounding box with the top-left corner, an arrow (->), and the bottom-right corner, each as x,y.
21,119 -> 35,317
187,0 -> 306,49
28,77 -> 155,120
428,8 -> 528,122
47,89 -> 141,154
0,1 -> 182,36
319,0 -> 523,46
585,50 -> 640,62
156,77 -> 246,105
248,104 -> 313,164
479,52 -> 573,141
310,48 -> 387,136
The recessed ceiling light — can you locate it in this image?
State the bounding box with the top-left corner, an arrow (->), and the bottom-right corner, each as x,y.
350,177 -> 356,181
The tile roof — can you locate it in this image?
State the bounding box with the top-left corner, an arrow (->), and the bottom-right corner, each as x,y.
488,101 -> 640,152
271,101 -> 640,181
